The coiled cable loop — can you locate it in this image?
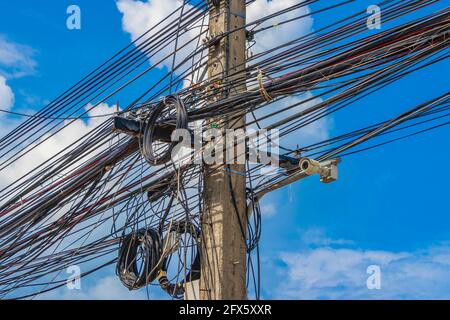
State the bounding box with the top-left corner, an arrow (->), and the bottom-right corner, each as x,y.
117,228 -> 162,290
157,221 -> 201,299
142,95 -> 188,166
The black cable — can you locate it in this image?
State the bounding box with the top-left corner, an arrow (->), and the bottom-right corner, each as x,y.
116,228 -> 162,290
142,95 -> 188,166
157,220 -> 201,299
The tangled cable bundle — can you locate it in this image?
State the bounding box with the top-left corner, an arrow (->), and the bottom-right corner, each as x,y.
117,228 -> 163,290
117,220 -> 201,297
157,221 -> 201,299
0,0 -> 448,299
142,95 -> 188,166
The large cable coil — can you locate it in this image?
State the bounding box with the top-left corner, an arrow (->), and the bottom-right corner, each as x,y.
142,95 -> 188,166
116,228 -> 163,290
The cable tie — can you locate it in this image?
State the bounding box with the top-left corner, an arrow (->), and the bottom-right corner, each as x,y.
257,68 -> 273,102
157,270 -> 167,280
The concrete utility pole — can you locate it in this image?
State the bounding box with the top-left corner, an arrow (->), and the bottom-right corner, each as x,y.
200,0 -> 248,300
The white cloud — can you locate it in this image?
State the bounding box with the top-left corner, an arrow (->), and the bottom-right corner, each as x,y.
286,93 -> 332,146
0,103 -> 117,188
0,35 -> 37,78
0,75 -> 14,111
40,275 -> 150,300
273,229 -> 450,299
298,227 -> 354,247
117,0 -> 180,44
85,276 -> 148,300
248,91 -> 332,150
260,201 -> 277,218
117,0 -> 204,74
247,0 -> 313,55
116,0 -> 313,70
17,89 -> 49,109
116,0 -> 329,149
0,35 -> 39,128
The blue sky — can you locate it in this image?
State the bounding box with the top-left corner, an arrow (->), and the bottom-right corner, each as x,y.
0,0 -> 449,300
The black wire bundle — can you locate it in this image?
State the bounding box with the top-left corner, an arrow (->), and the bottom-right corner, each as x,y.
158,221 -> 201,299
142,95 -> 188,166
0,0 -> 448,299
117,228 -> 162,290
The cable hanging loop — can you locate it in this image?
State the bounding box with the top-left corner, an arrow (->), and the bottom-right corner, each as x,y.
116,228 -> 163,290
141,95 -> 188,166
158,220 -> 201,299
